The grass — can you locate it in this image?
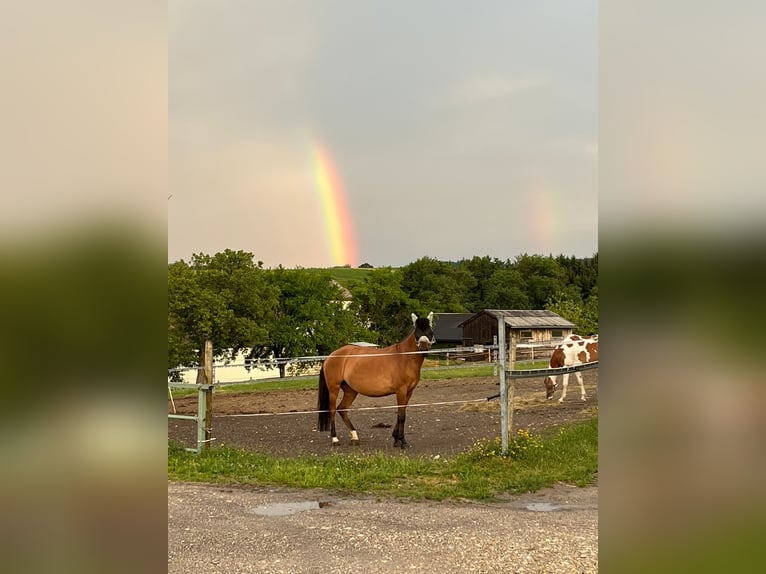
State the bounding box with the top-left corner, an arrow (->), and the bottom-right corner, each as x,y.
307,266 -> 376,289
168,417 -> 597,501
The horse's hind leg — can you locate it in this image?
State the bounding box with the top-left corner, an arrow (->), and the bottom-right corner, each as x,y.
337,382 -> 360,445
326,385 -> 342,446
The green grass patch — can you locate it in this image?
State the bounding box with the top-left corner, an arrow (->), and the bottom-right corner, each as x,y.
217,378 -> 316,393
518,359 -> 550,370
168,417 -> 597,500
306,266 -> 375,289
421,365 -> 494,379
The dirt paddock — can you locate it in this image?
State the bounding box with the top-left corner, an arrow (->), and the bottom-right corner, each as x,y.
168,371 -> 598,457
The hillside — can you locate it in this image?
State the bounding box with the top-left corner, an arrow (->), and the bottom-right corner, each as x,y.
307,266 -> 378,289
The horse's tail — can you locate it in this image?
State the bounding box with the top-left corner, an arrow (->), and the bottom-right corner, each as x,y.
317,364 -> 331,432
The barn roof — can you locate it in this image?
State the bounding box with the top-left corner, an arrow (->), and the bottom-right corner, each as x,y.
432,313 -> 475,342
459,310 -> 576,329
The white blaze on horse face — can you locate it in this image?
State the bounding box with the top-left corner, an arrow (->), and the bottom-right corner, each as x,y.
411,313 -> 418,325
417,335 -> 432,350
427,311 -> 433,324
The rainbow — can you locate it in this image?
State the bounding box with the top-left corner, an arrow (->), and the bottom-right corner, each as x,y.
311,142 -> 358,267
526,185 -> 556,253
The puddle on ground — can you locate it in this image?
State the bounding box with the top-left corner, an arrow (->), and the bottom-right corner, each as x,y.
249,501 -> 330,516
525,502 -> 561,512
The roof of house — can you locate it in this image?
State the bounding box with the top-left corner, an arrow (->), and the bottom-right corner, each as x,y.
432,313 -> 475,342
458,309 -> 576,329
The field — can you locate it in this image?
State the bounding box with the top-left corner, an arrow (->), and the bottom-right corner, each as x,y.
168,371 -> 598,457
307,265 -> 375,289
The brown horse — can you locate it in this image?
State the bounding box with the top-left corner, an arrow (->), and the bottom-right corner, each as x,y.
317,312 -> 434,448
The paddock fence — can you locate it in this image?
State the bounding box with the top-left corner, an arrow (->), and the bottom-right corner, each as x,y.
168,329 -> 598,455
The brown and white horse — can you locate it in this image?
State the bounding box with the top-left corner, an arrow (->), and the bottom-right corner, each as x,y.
544,334 -> 598,402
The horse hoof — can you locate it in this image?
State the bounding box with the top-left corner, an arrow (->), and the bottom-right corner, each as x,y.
581,396 -> 587,402
350,439 -> 360,446
558,398 -> 564,404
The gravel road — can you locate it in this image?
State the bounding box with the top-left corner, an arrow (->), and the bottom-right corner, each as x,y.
168,481 -> 597,573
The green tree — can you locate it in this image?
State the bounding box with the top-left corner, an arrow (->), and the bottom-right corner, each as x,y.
556,253 -> 599,301
350,268 -> 416,345
457,255 -> 507,311
400,256 -> 476,312
483,268 -> 531,309
546,289 -> 599,335
513,254 -> 567,308
581,289 -> 599,335
247,268 -> 369,377
167,250 -> 278,380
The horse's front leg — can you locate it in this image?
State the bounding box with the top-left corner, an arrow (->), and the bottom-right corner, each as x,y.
558,373 -> 570,403
392,388 -> 414,448
392,405 -> 408,448
575,371 -> 587,401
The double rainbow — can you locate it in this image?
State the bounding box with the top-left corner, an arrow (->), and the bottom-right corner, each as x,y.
311,142 -> 358,267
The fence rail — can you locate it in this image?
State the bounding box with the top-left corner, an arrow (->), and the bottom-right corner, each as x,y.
168,414 -> 197,422
167,345 -> 500,374
507,360 -> 599,379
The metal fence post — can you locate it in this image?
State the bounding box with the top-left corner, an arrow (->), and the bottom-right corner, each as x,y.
498,317 -> 508,455
507,331 -> 517,442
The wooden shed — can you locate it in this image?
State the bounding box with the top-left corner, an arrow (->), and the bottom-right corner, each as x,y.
458,310 -> 575,347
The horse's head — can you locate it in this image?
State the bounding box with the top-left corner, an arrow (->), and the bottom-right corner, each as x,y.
411,312 -> 435,351
544,376 -> 557,400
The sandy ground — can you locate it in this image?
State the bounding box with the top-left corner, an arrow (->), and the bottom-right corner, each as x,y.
168,373 -> 598,456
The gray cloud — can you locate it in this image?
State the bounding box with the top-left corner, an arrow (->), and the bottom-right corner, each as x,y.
169,1 -> 597,266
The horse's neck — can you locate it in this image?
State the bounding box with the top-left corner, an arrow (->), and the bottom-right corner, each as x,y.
394,333 -> 424,366
394,332 -> 418,352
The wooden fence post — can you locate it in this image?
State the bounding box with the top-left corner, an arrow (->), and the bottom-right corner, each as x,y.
197,340 -> 214,451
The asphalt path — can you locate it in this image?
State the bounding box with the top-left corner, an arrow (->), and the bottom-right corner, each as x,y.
168,481 -> 598,573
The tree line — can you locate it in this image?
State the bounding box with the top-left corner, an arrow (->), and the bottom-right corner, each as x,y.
168,250 -> 597,377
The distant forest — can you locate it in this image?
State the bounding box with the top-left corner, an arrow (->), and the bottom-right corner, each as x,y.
168,251 -> 597,372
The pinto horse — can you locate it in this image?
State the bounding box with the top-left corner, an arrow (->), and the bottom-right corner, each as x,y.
317,312 -> 434,448
544,334 -> 599,402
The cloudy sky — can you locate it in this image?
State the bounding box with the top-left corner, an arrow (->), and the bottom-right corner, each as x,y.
168,1 -> 597,268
